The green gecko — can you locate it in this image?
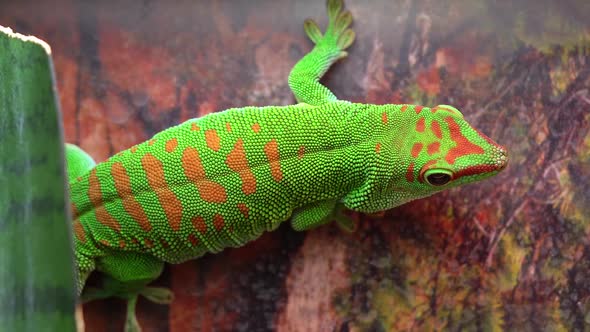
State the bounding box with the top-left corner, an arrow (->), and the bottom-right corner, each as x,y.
65,0 -> 508,330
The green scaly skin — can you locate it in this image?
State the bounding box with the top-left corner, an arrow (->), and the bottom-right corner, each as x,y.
66,1 -> 508,330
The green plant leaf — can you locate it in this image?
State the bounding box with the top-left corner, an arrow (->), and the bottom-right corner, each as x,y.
0,26 -> 76,331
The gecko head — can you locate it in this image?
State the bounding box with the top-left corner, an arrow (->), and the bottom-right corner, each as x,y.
399,104 -> 508,198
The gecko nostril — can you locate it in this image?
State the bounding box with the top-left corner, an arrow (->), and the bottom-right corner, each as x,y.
496,147 -> 508,170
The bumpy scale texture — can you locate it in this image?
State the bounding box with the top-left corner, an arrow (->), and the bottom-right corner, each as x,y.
66,0 -> 507,330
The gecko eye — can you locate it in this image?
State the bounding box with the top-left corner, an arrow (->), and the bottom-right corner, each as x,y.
424,170 -> 453,186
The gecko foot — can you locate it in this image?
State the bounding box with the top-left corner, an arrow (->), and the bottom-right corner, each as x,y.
304,0 -> 355,56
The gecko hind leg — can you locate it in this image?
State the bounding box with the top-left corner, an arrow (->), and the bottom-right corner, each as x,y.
82,251 -> 172,332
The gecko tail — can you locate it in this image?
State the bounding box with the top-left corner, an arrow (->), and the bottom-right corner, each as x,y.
64,143 -> 96,183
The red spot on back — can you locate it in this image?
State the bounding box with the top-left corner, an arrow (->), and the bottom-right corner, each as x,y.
73,220 -> 86,243
226,139 -> 257,195
406,163 -> 415,182
191,216 -> 208,234
119,240 -> 126,248
182,147 -> 228,203
213,214 -> 225,231
298,146 -> 305,160
188,233 -> 199,246
88,169 -> 121,232
191,123 -> 200,131
165,138 -> 178,152
381,112 -> 388,124
144,238 -> 154,248
416,118 -> 425,132
411,143 -> 423,158
375,142 -> 382,154
251,123 -> 261,133
130,146 -> 138,153
148,139 -> 156,146
444,117 -> 485,164
205,129 -> 221,151
99,239 -> 110,247
415,105 -> 424,114
427,142 -> 440,155
71,202 -> 79,219
226,122 -> 232,132
160,238 -> 170,249
400,105 -> 408,112
111,162 -> 152,232
237,203 -> 249,219
431,120 -> 442,139
141,153 -> 183,231
264,139 -> 283,182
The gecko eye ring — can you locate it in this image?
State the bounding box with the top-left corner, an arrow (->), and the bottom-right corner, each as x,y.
424,170 -> 453,186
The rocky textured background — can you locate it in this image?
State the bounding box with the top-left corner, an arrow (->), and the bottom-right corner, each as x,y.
2,0 -> 589,331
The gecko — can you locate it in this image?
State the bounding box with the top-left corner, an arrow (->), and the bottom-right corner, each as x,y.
65,0 -> 508,330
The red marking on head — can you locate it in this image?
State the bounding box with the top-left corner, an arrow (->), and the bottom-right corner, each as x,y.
237,203 -> 249,219
252,123 -> 261,133
213,214 -> 225,231
191,216 -> 208,234
226,122 -> 232,132
226,139 -> 257,195
188,233 -> 199,246
141,154 -> 183,231
411,143 -> 423,158
191,123 -> 200,131
400,105 -> 408,112
148,139 -> 156,146
182,147 -> 228,203
416,118 -> 426,132
298,146 -> 305,160
444,117 -> 485,164
130,146 -> 138,153
406,163 -> 415,182
454,164 -> 498,178
88,169 -> 121,232
427,142 -> 440,155
375,143 -> 382,154
264,139 -> 283,182
414,105 -> 424,114
73,220 -> 86,242
144,238 -> 153,248
119,240 -> 126,249
475,128 -> 503,149
165,138 -> 178,153
381,112 -> 388,124
431,120 -> 442,139
205,129 -> 221,151
111,162 -> 152,232
99,239 -> 110,247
